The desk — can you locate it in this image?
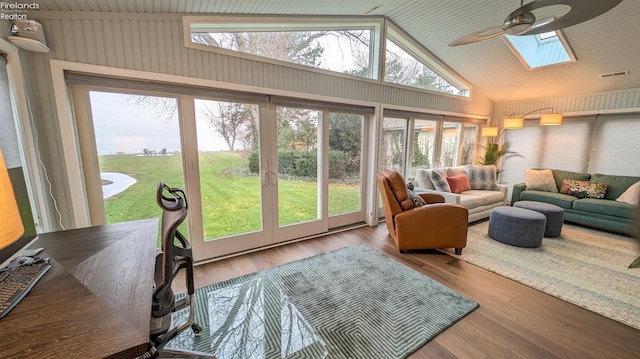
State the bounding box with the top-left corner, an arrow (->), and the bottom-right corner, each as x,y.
0,218 -> 158,358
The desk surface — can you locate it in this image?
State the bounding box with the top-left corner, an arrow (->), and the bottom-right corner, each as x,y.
0,218 -> 158,359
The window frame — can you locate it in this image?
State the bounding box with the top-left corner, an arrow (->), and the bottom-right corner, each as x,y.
384,22 -> 471,97
183,15 -> 383,82
503,28 -> 576,70
183,16 -> 472,98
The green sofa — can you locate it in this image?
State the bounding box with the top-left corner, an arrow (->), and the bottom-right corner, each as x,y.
511,169 -> 639,236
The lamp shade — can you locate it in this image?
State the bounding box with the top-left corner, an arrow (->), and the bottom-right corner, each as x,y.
503,117 -> 524,129
0,149 -> 24,249
540,113 -> 563,126
481,126 -> 499,137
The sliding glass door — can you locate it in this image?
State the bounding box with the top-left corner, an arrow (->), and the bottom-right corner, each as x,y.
72,83 -> 369,260
72,87 -> 184,228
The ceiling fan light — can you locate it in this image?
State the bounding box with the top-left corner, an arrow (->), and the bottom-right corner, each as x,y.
540,113 -> 563,126
504,12 -> 535,35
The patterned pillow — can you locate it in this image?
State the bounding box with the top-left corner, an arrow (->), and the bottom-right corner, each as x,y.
560,179 -> 607,199
447,174 -> 471,194
429,169 -> 451,192
407,190 -> 427,206
524,169 -> 558,193
464,165 -> 498,190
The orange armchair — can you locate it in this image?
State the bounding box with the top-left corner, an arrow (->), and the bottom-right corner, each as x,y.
376,169 -> 469,254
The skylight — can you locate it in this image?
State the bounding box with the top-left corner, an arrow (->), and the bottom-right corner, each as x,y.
504,29 -> 576,69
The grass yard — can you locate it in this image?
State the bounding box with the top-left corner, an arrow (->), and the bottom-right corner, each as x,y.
99,152 -> 361,241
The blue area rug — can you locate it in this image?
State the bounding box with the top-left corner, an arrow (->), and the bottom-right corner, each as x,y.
169,243 -> 478,358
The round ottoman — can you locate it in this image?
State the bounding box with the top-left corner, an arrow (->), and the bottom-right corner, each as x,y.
488,207 -> 546,248
513,201 -> 564,237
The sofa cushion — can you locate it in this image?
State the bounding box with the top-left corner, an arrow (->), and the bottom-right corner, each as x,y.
572,198 -> 636,219
524,169 -> 558,192
446,166 -> 466,177
560,179 -> 607,199
617,181 -> 640,206
415,169 -> 435,190
464,190 -> 505,204
429,169 -> 451,192
520,190 -> 577,209
590,173 -> 640,200
464,165 -> 498,190
549,169 -> 590,192
447,174 -> 471,194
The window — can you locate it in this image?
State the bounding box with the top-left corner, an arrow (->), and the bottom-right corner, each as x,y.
184,16 -> 471,97
504,29 -> 575,69
187,16 -> 380,79
409,119 -> 436,178
379,110 -> 480,181
384,24 -> 469,96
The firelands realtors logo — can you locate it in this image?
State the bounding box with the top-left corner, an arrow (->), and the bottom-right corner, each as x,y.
1,2 -> 39,20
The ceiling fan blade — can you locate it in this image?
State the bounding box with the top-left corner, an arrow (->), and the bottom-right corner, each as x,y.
512,0 -> 623,36
449,25 -> 506,46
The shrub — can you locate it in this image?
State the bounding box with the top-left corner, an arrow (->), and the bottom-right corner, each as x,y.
328,150 -> 348,179
249,149 -> 349,180
294,151 -> 317,178
248,150 -> 260,174
278,149 -> 296,176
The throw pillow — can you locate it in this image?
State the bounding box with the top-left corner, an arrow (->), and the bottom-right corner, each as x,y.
429,169 -> 451,192
447,167 -> 465,177
447,174 -> 471,194
464,165 -> 498,190
524,169 -> 558,193
560,179 -> 608,199
616,181 -> 640,206
407,190 -> 427,207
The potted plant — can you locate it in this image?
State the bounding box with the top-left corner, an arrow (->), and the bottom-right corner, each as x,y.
480,141 -> 522,176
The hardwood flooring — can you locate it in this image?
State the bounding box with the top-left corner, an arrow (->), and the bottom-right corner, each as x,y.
175,223 -> 640,358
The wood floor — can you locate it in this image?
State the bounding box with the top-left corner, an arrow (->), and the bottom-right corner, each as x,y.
176,223 -> 640,359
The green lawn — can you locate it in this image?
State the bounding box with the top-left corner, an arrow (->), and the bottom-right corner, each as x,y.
99,152 -> 361,240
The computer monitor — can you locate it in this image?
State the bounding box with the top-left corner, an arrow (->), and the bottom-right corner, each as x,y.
0,159 -> 38,269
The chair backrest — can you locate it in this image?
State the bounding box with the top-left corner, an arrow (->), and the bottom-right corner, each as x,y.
376,169 -> 414,235
153,182 -> 194,316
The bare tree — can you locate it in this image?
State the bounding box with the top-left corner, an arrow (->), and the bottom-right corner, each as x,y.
200,102 -> 252,152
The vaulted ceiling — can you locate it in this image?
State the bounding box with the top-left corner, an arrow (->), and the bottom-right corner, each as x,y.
25,0 -> 640,103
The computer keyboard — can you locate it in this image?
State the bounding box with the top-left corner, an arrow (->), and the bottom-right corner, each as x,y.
0,259 -> 51,319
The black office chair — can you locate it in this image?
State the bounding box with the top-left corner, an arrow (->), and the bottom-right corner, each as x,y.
142,182 -> 215,359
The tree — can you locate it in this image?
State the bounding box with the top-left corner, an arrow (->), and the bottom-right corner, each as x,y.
329,113 -> 363,173
200,102 -> 252,151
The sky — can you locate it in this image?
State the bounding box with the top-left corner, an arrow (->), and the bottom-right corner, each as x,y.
89,91 -> 228,155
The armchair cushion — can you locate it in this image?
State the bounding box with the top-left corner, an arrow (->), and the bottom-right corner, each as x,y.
381,169 -> 414,210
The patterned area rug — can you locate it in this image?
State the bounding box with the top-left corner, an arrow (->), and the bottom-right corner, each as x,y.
168,243 -> 478,358
460,221 -> 640,329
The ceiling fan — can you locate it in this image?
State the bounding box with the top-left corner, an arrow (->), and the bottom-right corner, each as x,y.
449,0 -> 623,46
